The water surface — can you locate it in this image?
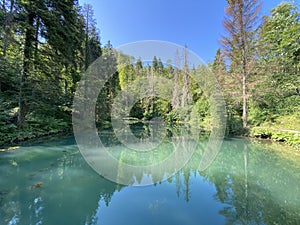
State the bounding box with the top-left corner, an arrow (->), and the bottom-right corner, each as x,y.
0,130 -> 300,225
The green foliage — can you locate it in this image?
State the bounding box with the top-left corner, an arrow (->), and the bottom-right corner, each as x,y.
272,132 -> 300,147
248,106 -> 275,126
0,0 -> 299,151
250,127 -> 300,148
119,64 -> 135,89
249,113 -> 300,147
214,1 -> 300,144
0,0 -> 102,145
254,1 -> 300,119
165,110 -> 181,125
261,2 -> 300,66
0,116 -> 70,146
250,127 -> 273,139
226,115 -> 244,136
194,97 -> 210,118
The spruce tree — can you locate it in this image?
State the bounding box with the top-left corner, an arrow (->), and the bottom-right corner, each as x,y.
220,0 -> 262,129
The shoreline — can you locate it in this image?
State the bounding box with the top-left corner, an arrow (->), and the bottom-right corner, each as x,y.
0,129 -> 72,151
1,126 -> 299,151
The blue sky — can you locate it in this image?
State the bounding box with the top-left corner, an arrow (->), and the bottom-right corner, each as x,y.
79,0 -> 286,63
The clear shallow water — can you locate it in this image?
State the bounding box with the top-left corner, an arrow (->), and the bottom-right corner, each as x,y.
1,131 -> 300,225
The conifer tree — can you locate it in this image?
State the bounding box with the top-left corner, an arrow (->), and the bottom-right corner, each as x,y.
221,0 -> 261,128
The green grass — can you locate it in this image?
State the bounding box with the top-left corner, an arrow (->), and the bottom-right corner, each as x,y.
249,113 -> 300,148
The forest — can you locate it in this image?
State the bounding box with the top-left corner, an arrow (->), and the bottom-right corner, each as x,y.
0,0 -> 299,147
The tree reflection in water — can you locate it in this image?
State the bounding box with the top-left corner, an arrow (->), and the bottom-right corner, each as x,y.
0,127 -> 299,225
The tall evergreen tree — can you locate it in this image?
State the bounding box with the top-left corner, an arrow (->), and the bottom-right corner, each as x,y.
220,0 -> 262,129
212,48 -> 227,79
17,0 -> 37,126
181,45 -> 190,107
152,56 -> 158,72
172,49 -> 180,109
135,58 -> 143,76
82,3 -> 101,70
16,0 -> 85,126
1,0 -> 17,57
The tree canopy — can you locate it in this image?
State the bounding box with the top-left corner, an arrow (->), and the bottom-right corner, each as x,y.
0,0 -> 299,147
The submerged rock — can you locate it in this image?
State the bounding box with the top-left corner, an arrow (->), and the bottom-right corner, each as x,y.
38,168 -> 48,172
32,182 -> 43,189
0,190 -> 8,195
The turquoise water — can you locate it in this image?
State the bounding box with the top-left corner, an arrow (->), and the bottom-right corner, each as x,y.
1,131 -> 300,225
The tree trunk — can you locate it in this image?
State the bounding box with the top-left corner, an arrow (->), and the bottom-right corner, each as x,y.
242,50 -> 247,129
172,50 -> 180,109
239,0 -> 247,129
221,0 -> 261,130
84,4 -> 90,70
18,11 -> 35,127
182,45 -> 189,107
2,0 -> 15,56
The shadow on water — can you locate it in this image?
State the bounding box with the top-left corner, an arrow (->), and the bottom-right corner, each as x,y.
0,126 -> 300,225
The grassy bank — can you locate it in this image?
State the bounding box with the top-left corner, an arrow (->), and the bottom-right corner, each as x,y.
0,118 -> 71,147
248,114 -> 300,148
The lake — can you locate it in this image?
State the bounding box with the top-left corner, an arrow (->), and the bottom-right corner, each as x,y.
1,128 -> 300,225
